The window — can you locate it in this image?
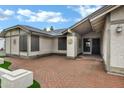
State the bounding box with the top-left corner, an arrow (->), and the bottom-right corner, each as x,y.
31,35 -> 39,51
20,35 -> 27,51
58,37 -> 67,50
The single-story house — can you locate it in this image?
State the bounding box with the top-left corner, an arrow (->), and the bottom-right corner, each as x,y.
0,5 -> 124,75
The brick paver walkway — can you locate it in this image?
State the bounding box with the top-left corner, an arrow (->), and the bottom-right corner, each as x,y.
5,55 -> 124,88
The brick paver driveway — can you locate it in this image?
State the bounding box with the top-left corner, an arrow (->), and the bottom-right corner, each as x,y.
6,55 -> 124,88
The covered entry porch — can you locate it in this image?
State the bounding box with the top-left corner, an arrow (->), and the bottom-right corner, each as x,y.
66,16 -> 105,58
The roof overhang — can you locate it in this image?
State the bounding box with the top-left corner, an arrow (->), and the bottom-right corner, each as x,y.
0,25 -> 30,38
71,19 -> 93,35
65,5 -> 121,34
0,25 -> 53,38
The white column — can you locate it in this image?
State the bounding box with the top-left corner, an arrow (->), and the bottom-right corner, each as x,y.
67,31 -> 78,58
27,34 -> 31,57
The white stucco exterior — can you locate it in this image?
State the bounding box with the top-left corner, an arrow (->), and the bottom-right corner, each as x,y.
5,29 -> 28,56
110,24 -> 124,68
11,36 -> 19,55
28,35 -> 53,56
5,37 -> 10,54
4,29 -> 66,57
53,38 -> 66,54
67,32 -> 78,58
2,5 -> 124,75
101,15 -> 111,70
28,35 -> 66,57
100,6 -> 124,74
108,6 -> 124,74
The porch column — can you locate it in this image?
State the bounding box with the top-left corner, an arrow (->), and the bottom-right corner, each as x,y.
67,30 -> 78,58
27,34 -> 31,57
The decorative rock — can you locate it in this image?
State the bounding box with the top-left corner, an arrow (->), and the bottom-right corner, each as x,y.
0,58 -> 4,64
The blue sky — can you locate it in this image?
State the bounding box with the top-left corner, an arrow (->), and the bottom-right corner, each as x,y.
0,5 -> 102,48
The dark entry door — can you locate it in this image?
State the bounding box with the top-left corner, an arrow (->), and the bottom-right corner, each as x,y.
92,38 -> 100,55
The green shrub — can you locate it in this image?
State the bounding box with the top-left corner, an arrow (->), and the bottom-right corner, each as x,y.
0,61 -> 11,70
28,80 -> 41,88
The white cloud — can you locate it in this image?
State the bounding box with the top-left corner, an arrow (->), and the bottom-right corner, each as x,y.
0,8 -> 14,21
68,5 -> 102,18
17,9 -> 68,23
17,9 -> 34,17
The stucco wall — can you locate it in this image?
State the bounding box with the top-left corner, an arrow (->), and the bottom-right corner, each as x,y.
110,24 -> 124,68
40,36 -> 53,54
5,32 -> 11,54
5,29 -> 28,56
102,15 -> 110,70
20,52 -> 28,56
5,30 -> 67,57
5,37 -> 10,54
53,38 -> 67,54
28,35 -> 52,56
28,35 -> 67,57
67,32 -> 78,58
11,36 -> 19,55
82,31 -> 101,38
5,29 -> 20,55
10,29 -> 19,55
111,6 -> 124,21
108,6 -> 124,74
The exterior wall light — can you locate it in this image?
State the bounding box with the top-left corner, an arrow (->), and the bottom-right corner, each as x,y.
116,25 -> 123,33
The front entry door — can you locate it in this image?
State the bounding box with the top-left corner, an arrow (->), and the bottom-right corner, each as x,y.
92,38 -> 100,55
83,38 -> 91,54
